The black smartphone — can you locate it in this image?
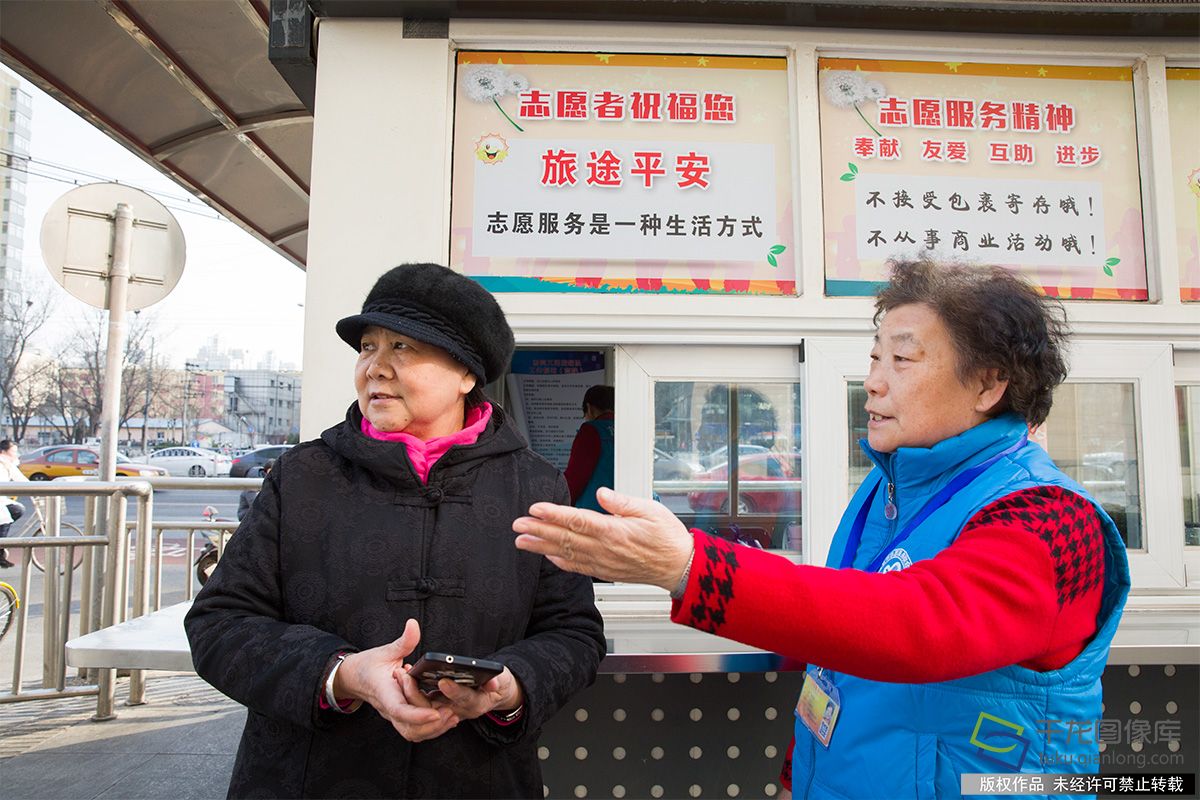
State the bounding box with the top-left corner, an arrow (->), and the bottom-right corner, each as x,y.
408,652 -> 504,696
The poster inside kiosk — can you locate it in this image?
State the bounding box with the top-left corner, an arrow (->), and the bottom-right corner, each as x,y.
505,351 -> 606,471
451,52 -> 795,295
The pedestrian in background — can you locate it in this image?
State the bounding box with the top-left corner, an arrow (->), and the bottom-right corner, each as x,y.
564,385 -> 614,513
236,458 -> 274,521
0,440 -> 28,569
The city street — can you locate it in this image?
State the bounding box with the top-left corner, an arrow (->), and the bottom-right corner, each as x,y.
17,488 -> 245,527
0,488 -> 245,694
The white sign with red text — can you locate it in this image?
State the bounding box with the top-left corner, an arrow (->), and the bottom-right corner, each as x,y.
471,138 -> 776,261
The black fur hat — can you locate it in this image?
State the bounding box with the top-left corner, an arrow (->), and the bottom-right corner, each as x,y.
335,263 -> 514,383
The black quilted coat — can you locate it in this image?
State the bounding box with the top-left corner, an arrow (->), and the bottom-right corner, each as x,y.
185,403 -> 605,799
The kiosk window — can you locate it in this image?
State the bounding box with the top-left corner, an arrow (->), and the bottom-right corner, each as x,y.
653,381 -> 802,551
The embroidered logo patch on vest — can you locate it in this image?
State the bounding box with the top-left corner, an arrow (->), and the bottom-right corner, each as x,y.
878,547 -> 913,572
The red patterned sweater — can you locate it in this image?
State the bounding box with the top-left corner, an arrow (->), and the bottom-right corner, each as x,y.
668,486 -> 1107,790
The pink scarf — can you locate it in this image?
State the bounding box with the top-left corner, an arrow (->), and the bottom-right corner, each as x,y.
360,402 -> 492,483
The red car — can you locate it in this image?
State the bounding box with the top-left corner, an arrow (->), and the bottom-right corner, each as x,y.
687,451 -> 802,515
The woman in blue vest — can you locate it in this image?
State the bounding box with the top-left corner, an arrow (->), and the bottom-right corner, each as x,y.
514,260 -> 1130,800
564,385 -> 615,513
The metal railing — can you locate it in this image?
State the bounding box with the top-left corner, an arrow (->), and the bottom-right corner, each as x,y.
0,477 -> 259,720
0,481 -> 150,719
119,477 -> 255,710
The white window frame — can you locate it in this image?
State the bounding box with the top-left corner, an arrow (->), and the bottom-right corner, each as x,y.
805,337 -> 1187,589
615,342 -> 805,535
1177,349 -> 1200,588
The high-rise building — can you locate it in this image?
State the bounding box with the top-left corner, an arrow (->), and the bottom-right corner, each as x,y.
0,71 -> 31,310
0,72 -> 32,438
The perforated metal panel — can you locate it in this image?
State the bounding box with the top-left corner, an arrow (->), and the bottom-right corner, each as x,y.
541,671 -> 804,799
539,666 -> 1198,799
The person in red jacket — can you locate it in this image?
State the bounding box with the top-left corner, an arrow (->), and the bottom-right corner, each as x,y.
563,385 -> 615,512
513,259 -> 1127,798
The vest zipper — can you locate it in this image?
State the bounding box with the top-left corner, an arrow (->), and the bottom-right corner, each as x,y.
864,480 -> 899,570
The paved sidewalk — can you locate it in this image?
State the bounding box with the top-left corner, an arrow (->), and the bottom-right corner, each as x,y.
0,674 -> 241,800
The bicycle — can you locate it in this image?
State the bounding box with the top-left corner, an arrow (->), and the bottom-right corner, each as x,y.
8,502 -> 87,574
0,580 -> 18,642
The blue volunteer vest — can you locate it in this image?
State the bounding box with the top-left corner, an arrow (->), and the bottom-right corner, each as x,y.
576,417 -> 615,513
792,413 -> 1130,800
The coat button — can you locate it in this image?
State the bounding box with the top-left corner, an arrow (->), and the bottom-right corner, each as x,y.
424,486 -> 444,503
416,577 -> 437,595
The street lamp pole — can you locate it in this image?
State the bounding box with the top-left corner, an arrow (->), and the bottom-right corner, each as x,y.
181,361 -> 198,445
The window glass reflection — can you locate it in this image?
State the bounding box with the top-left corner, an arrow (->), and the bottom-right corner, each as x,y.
848,382 -> 870,495
1044,383 -> 1141,550
653,382 -> 802,551
1179,385 -> 1200,547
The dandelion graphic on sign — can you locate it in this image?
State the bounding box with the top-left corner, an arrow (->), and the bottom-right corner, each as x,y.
463,65 -> 528,132
822,70 -> 885,137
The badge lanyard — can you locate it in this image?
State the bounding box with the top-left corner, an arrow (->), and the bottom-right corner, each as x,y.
838,434 -> 1028,573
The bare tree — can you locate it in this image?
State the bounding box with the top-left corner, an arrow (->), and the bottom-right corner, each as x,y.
6,357 -> 53,442
44,362 -> 89,443
43,310 -> 165,441
0,285 -> 55,438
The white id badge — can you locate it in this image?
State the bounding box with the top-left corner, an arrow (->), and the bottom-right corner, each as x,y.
795,667 -> 841,748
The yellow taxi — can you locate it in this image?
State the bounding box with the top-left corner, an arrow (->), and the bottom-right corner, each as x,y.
19,446 -> 169,481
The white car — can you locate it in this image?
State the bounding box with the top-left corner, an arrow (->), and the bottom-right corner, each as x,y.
147,446 -> 232,477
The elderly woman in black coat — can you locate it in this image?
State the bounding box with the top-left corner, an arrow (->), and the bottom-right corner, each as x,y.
185,263 -> 606,799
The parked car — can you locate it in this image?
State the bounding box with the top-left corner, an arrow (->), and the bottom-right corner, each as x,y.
688,450 -> 802,515
16,445 -> 60,462
653,448 -> 702,481
18,445 -> 169,480
146,446 -> 232,477
700,443 -> 771,469
229,445 -> 292,477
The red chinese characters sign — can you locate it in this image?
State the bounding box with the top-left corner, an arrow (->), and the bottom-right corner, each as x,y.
821,59 -> 1147,300
450,52 -> 794,295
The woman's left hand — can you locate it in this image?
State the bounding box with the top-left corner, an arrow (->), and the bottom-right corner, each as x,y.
513,487 -> 694,589
423,667 -> 525,721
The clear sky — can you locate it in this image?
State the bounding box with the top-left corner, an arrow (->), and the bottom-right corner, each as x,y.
5,66 -> 307,370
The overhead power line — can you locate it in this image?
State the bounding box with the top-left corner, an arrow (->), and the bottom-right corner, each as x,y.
0,150 -> 223,220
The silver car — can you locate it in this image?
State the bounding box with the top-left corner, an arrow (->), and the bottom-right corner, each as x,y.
146,446 -> 232,477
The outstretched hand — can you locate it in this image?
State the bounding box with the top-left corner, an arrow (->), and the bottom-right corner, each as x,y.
333,619 -> 459,742
513,487 -> 693,589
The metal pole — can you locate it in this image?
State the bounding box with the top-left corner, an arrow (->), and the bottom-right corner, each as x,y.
11,546 -> 33,695
181,369 -> 188,447
127,491 -> 152,705
41,496 -> 61,686
98,202 -> 132,483
82,495 -> 100,683
57,537 -> 76,692
91,202 -> 133,697
93,491 -> 128,721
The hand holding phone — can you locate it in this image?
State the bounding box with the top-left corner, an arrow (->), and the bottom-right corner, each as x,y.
408,652 -> 504,697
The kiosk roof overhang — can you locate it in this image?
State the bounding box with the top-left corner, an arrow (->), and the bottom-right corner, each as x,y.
0,0 -> 313,269
1,0 -> 1194,272
315,0 -> 1199,38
